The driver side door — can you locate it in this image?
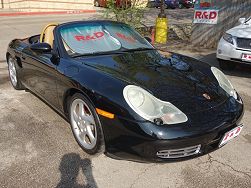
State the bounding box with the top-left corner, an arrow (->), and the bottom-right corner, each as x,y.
21,48 -> 59,109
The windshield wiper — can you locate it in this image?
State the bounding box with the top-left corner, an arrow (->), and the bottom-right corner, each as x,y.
121,47 -> 154,53
71,47 -> 155,58
71,51 -> 126,58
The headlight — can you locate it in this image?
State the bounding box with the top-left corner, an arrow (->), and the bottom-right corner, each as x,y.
211,67 -> 237,99
223,33 -> 234,44
123,85 -> 188,125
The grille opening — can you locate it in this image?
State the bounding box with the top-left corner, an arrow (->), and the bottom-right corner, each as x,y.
236,38 -> 251,50
156,145 -> 201,159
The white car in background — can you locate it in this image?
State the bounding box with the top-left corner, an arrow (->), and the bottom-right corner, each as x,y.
217,17 -> 251,70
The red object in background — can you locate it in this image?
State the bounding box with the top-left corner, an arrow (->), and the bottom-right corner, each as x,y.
100,0 -> 107,7
200,2 -> 211,8
116,32 -> 135,43
151,28 -> 155,45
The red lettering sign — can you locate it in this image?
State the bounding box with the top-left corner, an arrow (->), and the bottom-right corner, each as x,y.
203,11 -> 209,19
74,32 -> 105,41
116,33 -> 135,43
194,10 -> 218,24
209,11 -> 217,19
94,32 -> 104,38
75,35 -> 85,41
195,11 -> 202,19
195,11 -> 217,19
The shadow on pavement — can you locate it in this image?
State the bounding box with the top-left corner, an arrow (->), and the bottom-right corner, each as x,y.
56,153 -> 97,188
0,75 -> 9,86
199,52 -> 251,79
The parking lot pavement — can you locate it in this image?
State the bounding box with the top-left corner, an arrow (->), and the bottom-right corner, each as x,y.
0,13 -> 251,188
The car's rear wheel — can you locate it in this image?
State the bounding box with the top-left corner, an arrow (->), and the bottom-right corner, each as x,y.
68,93 -> 105,155
218,59 -> 236,71
7,56 -> 25,90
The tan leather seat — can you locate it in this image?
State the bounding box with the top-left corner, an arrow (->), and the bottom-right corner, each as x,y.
40,23 -> 58,47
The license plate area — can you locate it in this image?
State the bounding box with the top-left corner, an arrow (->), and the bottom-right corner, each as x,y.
242,54 -> 251,62
219,125 -> 243,147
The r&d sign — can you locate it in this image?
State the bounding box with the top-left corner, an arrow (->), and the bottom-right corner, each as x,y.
193,9 -> 219,24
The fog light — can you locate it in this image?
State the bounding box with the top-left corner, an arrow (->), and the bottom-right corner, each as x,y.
218,49 -> 222,54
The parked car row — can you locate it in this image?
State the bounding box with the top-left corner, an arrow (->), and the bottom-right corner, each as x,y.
147,0 -> 195,9
94,0 -> 195,9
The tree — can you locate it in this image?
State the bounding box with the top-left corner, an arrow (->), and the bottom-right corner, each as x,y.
103,0 -> 147,29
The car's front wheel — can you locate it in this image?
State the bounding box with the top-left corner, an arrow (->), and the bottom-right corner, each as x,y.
68,93 -> 105,155
7,56 -> 25,90
218,59 -> 236,70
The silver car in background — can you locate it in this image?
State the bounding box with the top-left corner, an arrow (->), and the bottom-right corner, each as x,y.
217,17 -> 251,70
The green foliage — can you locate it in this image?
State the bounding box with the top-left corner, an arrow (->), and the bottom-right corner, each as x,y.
103,0 -> 147,29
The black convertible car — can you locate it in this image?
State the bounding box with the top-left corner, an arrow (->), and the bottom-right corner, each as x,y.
6,21 -> 244,162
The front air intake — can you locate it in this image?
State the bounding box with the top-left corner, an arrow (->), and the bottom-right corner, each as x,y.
156,145 -> 201,159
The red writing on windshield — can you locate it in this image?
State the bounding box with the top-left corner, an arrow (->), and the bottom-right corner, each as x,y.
74,32 -> 104,41
116,33 -> 135,43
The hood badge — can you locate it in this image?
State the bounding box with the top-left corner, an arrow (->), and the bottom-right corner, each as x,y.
203,93 -> 211,100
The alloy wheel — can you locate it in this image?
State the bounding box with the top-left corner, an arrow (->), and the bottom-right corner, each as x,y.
8,57 -> 17,87
70,99 -> 97,150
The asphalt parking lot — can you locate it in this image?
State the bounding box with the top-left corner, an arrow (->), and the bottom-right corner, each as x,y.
0,10 -> 251,188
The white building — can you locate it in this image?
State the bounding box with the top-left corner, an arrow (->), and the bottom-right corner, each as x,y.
1,0 -> 94,12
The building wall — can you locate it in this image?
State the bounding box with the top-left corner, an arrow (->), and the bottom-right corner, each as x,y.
2,0 -> 94,11
1,0 -> 148,11
191,0 -> 251,48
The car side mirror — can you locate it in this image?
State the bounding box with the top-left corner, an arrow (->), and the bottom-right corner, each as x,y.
50,49 -> 60,65
144,36 -> 152,43
238,18 -> 246,24
30,42 -> 52,53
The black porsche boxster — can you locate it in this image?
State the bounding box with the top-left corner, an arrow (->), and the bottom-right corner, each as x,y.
6,21 -> 244,162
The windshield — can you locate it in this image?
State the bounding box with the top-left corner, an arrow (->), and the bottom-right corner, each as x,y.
60,22 -> 153,56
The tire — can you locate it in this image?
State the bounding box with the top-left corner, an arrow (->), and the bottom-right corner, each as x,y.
7,56 -> 25,90
218,59 -> 236,71
68,93 -> 105,155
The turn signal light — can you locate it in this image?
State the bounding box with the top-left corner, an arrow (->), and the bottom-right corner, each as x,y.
96,108 -> 115,119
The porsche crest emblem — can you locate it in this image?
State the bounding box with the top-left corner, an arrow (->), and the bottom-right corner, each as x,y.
203,93 -> 211,100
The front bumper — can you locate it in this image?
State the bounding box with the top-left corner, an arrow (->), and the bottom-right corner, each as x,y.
217,37 -> 251,65
100,97 -> 244,162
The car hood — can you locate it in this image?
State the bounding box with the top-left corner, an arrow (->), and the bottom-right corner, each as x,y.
227,24 -> 251,38
77,50 -> 228,114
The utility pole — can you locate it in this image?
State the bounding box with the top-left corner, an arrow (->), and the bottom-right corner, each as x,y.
158,0 -> 166,18
155,0 -> 168,44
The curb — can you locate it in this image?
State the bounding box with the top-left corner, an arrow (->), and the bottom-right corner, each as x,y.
0,9 -> 97,17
